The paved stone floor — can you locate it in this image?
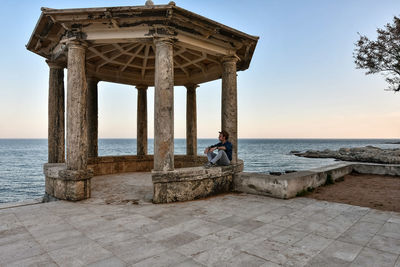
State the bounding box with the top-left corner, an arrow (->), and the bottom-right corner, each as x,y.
1,172 -> 400,266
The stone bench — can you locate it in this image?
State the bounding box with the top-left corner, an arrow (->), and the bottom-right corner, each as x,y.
234,162 -> 400,199
152,160 -> 244,203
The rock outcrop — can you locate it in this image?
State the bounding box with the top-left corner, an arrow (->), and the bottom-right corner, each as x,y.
293,146 -> 400,164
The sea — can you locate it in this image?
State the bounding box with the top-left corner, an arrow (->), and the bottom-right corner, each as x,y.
0,138 -> 399,204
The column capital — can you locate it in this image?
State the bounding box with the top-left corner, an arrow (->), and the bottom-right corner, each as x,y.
221,55 -> 239,64
136,84 -> 148,90
185,84 -> 199,91
65,39 -> 88,50
46,60 -> 66,69
153,37 -> 176,47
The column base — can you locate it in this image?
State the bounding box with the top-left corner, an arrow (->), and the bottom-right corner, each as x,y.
152,160 -> 243,203
44,163 -> 93,201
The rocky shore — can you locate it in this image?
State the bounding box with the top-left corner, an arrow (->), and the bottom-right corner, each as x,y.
293,146 -> 400,164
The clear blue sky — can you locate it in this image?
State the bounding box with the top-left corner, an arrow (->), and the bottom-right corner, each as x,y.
0,0 -> 399,138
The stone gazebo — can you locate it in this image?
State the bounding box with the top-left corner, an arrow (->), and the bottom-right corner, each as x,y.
27,2 -> 258,203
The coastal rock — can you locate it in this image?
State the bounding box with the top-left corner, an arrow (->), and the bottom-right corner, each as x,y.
294,146 -> 400,164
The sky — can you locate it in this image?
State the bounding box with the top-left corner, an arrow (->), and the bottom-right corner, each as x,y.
0,0 -> 399,139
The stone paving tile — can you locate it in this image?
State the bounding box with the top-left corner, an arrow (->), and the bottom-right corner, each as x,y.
396,256 -> 400,267
4,253 -> 58,267
144,219 -> 203,242
359,209 -> 393,224
131,251 -> 188,267
0,213 -> 24,232
378,222 -> 400,240
188,219 -> 227,236
0,226 -> 32,246
269,228 -> 309,245
270,214 -> 303,228
86,256 -> 127,267
290,220 -> 325,234
307,253 -> 351,267
100,235 -> 149,254
350,247 -> 398,267
270,206 -> 297,216
254,212 -> 282,224
292,233 -> 334,256
48,240 -> 113,267
338,221 -> 382,246
111,239 -> 169,265
175,231 -> 227,257
233,218 -> 265,233
192,245 -> 241,266
283,245 -> 316,266
313,216 -> 355,239
35,229 -> 92,252
318,240 -> 363,263
175,258 -> 206,267
389,213 -> 400,224
92,229 -> 141,248
251,223 -> 286,238
0,238 -> 44,265
217,214 -> 247,227
159,231 -> 201,249
242,239 -> 290,265
2,188 -> 400,267
218,252 -> 267,267
224,232 -> 265,252
259,260 -> 282,267
26,220 -> 76,239
367,234 -> 400,254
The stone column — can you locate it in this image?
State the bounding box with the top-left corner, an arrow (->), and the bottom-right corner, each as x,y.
46,60 -> 65,163
87,77 -> 98,158
66,40 -> 89,170
221,56 -> 239,164
186,84 -> 198,156
154,38 -> 174,171
136,85 -> 148,156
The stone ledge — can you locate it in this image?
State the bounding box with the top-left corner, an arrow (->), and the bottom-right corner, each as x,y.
88,155 -> 208,176
152,160 -> 243,183
44,163 -> 93,181
234,162 -> 400,199
152,160 -> 243,203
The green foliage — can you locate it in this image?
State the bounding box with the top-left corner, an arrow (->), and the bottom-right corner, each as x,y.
354,16 -> 400,92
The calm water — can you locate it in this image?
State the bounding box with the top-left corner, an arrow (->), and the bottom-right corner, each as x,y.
0,138 -> 398,203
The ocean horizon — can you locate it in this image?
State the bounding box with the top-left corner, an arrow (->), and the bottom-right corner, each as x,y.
0,138 -> 399,203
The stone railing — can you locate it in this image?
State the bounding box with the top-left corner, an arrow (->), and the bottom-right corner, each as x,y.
87,155 -> 208,176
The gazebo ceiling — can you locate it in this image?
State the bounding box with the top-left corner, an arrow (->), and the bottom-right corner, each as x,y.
27,3 -> 259,86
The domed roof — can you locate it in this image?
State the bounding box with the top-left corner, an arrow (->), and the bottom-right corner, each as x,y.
27,3 -> 258,86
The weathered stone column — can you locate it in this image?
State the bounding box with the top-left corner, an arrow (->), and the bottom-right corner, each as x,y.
87,77 -> 98,158
154,38 -> 174,171
66,40 -> 89,171
186,84 -> 198,156
44,40 -> 92,202
221,56 -> 239,163
46,60 -> 65,163
136,85 -> 148,156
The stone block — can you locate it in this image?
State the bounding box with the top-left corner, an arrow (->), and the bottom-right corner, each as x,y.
152,161 -> 242,203
44,164 -> 92,201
